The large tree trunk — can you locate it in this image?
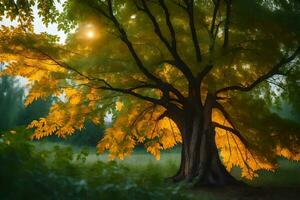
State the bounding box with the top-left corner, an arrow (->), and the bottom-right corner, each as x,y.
169,94 -> 240,186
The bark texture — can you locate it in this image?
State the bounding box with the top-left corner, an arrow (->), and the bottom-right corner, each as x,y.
169,94 -> 240,186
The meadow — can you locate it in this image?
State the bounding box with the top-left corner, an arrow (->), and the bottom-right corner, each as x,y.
1,128 -> 300,200
34,141 -> 300,187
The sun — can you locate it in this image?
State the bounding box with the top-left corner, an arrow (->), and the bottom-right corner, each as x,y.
86,30 -> 95,39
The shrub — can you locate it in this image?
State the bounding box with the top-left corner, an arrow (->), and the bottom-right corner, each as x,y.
0,128 -> 194,200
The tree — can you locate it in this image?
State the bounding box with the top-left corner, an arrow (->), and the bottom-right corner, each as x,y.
0,0 -> 300,186
64,122 -> 105,147
18,98 -> 53,126
0,64 -> 51,130
0,64 -> 24,130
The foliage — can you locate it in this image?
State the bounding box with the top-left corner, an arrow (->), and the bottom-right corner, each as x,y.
98,103 -> 181,160
0,0 -> 300,180
0,75 -> 104,145
0,66 -> 54,130
0,129 -> 194,200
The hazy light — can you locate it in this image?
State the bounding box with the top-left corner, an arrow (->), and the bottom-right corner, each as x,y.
130,14 -> 136,19
86,23 -> 94,28
86,30 -> 95,39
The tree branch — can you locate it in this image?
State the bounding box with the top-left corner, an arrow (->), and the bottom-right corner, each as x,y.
184,0 -> 202,62
171,0 -> 187,10
36,49 -> 113,88
216,46 -> 300,95
197,64 -> 214,83
106,0 -> 186,103
107,0 -> 162,85
213,101 -> 248,146
130,105 -> 156,131
98,85 -> 163,105
85,0 -> 111,19
134,0 -> 195,84
212,122 -> 248,147
34,46 -> 169,106
210,0 -> 221,36
195,1 -> 222,89
158,0 -> 177,50
223,0 -> 232,48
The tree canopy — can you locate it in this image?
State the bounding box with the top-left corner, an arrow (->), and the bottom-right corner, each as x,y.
0,0 -> 300,181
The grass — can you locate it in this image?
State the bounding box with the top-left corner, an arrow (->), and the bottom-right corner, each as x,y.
34,141 -> 300,186
2,128 -> 300,200
33,141 -> 181,181
251,159 -> 300,187
21,141 -> 300,200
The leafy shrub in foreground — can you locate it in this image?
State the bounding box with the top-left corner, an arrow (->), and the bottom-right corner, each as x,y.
0,128 -> 194,200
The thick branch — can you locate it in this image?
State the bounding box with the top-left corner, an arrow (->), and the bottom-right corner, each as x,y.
157,110 -> 169,121
214,102 -> 236,129
197,64 -> 214,83
85,1 -> 111,19
185,0 -> 202,62
106,0 -> 185,103
126,84 -> 158,91
195,1 -> 222,90
216,46 -> 300,95
223,0 -> 232,48
212,122 -> 248,147
171,0 -> 187,10
135,0 -> 195,84
210,0 -> 221,35
158,0 -> 177,50
98,84 -> 184,114
137,0 -> 172,50
107,0 -> 162,85
99,85 -> 163,105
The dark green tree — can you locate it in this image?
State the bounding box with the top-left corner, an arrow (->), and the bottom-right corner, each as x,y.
18,98 -> 53,126
0,70 -> 24,130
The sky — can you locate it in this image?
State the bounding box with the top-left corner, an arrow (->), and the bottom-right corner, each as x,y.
0,2 -> 67,44
0,2 -> 67,87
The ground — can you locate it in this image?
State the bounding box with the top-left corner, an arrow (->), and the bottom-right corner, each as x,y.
35,142 -> 300,200
193,186 -> 300,200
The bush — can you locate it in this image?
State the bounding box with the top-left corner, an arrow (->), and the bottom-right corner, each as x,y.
0,128 -> 194,200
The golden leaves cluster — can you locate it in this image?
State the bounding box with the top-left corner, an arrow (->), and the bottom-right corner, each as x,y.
213,109 -> 276,179
28,86 -> 103,139
276,146 -> 300,161
0,26 -> 106,140
97,101 -> 182,160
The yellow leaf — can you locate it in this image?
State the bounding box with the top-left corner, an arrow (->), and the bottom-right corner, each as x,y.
70,95 -> 81,105
64,88 -> 77,97
116,101 -> 123,111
